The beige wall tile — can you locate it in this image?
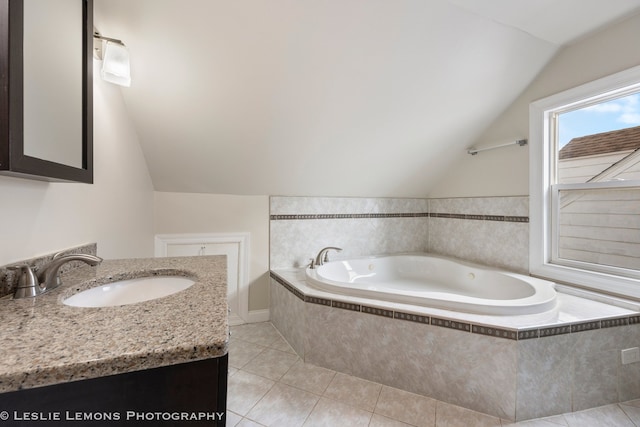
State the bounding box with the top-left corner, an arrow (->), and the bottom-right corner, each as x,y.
516,335 -> 574,420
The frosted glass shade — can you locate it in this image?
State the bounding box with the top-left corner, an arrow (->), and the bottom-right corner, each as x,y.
101,41 -> 131,87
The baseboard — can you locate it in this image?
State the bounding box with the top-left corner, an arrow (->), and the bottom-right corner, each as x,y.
247,309 -> 270,323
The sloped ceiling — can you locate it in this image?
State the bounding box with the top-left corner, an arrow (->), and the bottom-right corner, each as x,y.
93,0 -> 640,197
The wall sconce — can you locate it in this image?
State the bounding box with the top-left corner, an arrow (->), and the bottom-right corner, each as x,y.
93,31 -> 131,87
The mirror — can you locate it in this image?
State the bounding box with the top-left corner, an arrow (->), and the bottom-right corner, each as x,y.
0,0 -> 93,183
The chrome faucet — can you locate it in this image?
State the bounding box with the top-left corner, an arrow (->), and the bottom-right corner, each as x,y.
38,254 -> 103,292
313,247 -> 342,268
9,253 -> 103,299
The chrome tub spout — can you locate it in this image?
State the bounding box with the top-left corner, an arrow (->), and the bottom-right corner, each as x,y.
313,247 -> 343,268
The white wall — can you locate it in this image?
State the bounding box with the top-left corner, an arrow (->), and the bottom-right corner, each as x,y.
0,63 -> 155,265
153,192 -> 270,311
429,13 -> 640,198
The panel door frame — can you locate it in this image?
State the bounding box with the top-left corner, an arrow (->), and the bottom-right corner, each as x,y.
154,232 -> 249,325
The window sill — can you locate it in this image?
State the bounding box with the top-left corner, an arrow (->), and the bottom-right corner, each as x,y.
531,262 -> 640,300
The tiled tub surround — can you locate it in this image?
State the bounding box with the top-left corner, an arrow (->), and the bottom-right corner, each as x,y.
429,196 -> 530,273
269,195 -> 530,274
0,255 -> 228,393
270,269 -> 640,422
270,196 -> 430,268
0,243 -> 98,298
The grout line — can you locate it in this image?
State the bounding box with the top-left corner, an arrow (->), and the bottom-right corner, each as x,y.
617,403 -> 639,427
372,383 -> 384,418
236,368 -> 276,423
300,394 -> 322,427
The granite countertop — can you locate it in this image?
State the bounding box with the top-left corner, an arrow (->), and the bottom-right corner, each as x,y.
0,256 -> 228,393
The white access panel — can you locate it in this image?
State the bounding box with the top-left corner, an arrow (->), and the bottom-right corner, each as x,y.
154,233 -> 250,325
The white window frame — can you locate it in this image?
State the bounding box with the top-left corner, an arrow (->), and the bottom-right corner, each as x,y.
530,64 -> 640,298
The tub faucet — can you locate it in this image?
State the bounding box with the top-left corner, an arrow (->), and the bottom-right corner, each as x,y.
37,253 -> 103,293
314,247 -> 342,268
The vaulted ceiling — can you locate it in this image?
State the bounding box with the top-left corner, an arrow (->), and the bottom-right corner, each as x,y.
93,0 -> 640,197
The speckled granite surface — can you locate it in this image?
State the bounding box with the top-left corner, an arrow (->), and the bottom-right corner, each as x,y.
0,255 -> 228,393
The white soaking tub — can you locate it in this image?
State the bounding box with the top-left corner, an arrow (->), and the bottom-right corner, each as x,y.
305,254 -> 557,315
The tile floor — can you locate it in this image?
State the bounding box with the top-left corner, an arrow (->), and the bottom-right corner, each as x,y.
227,322 -> 640,427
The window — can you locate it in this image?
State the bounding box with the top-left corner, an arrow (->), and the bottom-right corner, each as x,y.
530,65 -> 640,298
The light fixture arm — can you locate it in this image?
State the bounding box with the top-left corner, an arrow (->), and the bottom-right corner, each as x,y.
93,32 -> 125,46
93,30 -> 125,61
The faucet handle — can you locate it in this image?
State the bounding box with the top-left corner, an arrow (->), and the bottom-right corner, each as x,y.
8,265 -> 43,298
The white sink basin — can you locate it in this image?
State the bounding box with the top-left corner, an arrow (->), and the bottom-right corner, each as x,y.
63,276 -> 195,308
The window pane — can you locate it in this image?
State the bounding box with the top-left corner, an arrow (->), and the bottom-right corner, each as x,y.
557,186 -> 640,273
557,92 -> 640,184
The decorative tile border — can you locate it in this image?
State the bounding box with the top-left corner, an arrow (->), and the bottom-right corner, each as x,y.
307,296 -> 331,306
429,213 -> 529,223
629,315 -> 640,325
363,306 -> 394,318
270,213 -> 430,220
473,325 -> 519,340
332,301 -> 361,312
270,271 -> 640,341
571,321 -> 600,333
394,311 -> 430,324
539,325 -> 572,337
270,212 -> 529,223
517,329 -> 539,340
432,317 -> 471,332
601,317 -> 629,328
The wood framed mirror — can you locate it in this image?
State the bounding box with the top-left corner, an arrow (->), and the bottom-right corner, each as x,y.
0,0 -> 93,183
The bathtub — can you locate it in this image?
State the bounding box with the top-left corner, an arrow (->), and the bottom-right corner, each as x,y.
305,254 -> 557,315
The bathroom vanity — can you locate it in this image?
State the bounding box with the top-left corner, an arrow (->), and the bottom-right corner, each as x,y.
0,256 -> 229,426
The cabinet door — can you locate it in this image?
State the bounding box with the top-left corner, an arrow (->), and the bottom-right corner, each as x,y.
1,356 -> 228,426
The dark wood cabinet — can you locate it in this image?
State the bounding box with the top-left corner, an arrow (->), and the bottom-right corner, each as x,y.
0,355 -> 228,426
